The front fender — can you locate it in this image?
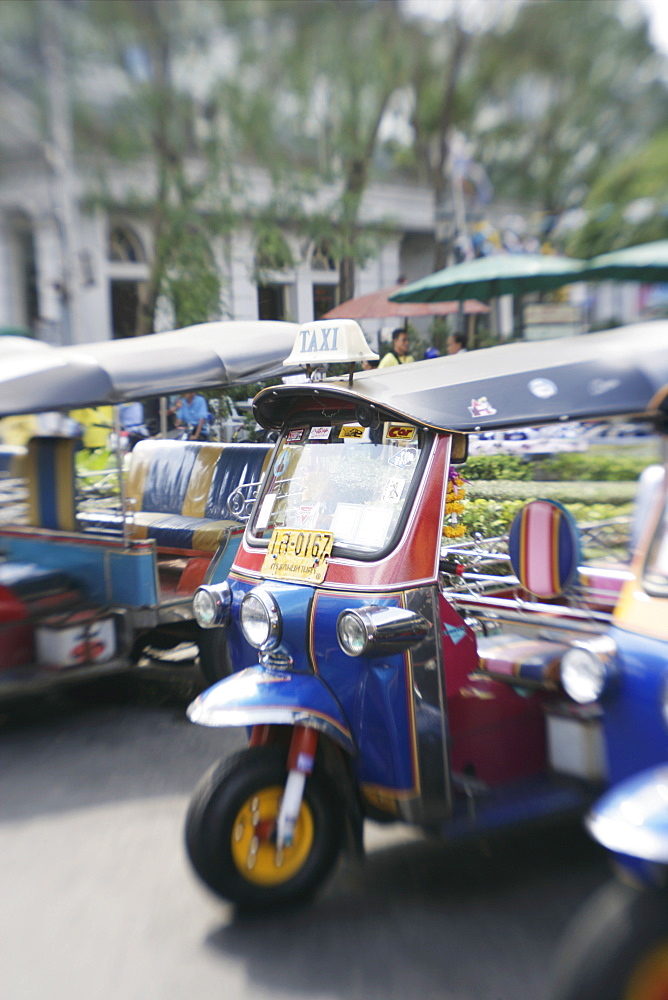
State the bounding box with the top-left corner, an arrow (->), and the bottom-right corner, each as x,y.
187,666 -> 355,756
587,765 -> 668,867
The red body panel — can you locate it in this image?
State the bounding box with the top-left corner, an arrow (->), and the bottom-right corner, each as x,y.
438,594 -> 548,786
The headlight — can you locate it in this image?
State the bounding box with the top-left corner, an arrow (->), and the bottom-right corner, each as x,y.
337,613 -> 369,656
240,588 -> 281,650
336,605 -> 431,658
560,636 -> 617,704
193,582 -> 232,628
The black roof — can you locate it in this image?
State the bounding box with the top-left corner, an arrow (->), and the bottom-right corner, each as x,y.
254,321 -> 668,432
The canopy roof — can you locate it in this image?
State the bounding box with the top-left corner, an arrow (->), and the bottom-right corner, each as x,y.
254,321 -> 668,433
0,321 -> 300,417
585,240 -> 668,283
322,283 -> 488,320
390,253 -> 586,304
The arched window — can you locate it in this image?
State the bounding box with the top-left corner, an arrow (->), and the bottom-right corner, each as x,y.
108,224 -> 145,263
309,239 -> 337,272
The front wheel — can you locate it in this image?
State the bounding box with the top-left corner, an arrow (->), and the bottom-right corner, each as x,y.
551,879 -> 668,1000
185,745 -> 343,908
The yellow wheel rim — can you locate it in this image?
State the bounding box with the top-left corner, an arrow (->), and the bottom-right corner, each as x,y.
230,784 -> 314,886
625,941 -> 668,1000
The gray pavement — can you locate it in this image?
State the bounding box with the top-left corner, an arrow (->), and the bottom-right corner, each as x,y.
0,669 -> 609,1000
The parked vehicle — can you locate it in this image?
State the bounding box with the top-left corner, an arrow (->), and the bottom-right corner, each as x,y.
551,766 -> 668,1000
183,318 -> 668,910
0,319 -> 300,695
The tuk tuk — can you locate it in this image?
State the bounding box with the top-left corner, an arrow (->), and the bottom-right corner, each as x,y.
0,319 -> 300,696
551,763 -> 668,1000
184,317 -> 668,910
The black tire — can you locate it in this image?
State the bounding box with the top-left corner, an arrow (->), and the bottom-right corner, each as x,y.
185,745 -> 343,909
196,627 -> 232,686
551,879 -> 668,1000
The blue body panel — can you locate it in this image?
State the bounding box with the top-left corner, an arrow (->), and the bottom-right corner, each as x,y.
602,625 -> 668,783
0,533 -> 159,606
188,665 -> 355,755
221,576 -> 423,795
587,765 -> 668,886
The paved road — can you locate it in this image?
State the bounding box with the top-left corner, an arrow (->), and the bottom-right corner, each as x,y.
0,668 -> 609,1000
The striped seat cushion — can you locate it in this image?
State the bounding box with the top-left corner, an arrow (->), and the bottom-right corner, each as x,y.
476,631 -> 568,688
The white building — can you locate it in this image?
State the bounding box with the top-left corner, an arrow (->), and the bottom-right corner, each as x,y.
0,134 -> 438,349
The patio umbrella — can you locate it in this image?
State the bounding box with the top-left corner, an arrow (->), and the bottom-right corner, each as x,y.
584,240 -> 668,283
322,284 -> 488,319
390,253 -> 587,304
0,320 -> 302,418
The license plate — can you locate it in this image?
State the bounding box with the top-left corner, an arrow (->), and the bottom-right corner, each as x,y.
261,528 -> 334,584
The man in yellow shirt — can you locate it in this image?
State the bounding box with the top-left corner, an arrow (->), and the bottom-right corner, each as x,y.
378,329 -> 414,368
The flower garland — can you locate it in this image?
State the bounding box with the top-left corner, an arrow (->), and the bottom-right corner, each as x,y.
443,467 -> 467,539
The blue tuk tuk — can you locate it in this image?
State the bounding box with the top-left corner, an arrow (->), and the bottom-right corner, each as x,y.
183,318 -> 668,910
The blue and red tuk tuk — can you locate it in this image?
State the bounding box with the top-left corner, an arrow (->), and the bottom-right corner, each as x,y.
0,320 -> 299,695
184,318 -> 668,911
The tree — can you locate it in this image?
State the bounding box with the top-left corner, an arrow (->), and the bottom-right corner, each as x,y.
470,0 -> 668,240
566,130 -> 668,256
249,0 -> 416,301
78,0 -> 234,332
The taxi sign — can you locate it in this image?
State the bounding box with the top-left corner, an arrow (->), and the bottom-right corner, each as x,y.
283,319 -> 378,367
261,528 -> 334,584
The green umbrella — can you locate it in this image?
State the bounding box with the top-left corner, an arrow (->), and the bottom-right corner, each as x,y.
389,253 -> 587,303
584,240 -> 668,283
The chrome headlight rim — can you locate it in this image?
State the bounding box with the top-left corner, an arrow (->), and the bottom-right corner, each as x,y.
337,609 -> 373,657
193,581 -> 232,629
240,587 -> 282,651
336,605 -> 431,658
560,635 -> 617,704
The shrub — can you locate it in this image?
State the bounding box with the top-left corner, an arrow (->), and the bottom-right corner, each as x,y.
461,453 -> 532,481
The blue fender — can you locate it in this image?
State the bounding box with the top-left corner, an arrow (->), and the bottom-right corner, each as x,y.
587,765 -> 668,880
187,666 -> 355,756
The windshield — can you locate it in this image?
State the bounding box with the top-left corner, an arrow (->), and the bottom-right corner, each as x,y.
250,421 -> 427,556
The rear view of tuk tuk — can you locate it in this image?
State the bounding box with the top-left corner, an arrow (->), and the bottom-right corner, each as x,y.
184,319 -> 668,910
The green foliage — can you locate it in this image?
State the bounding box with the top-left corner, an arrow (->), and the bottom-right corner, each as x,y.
568,130 -> 668,256
160,221 -> 221,327
472,0 -> 668,221
252,218 -> 295,283
466,480 -> 637,505
462,494 -> 634,540
462,453 -> 533,481
535,451 -> 650,482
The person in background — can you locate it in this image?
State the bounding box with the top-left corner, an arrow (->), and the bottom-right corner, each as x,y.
362,358 -> 379,370
424,346 -> 440,360
169,392 -> 211,440
69,406 -> 113,450
446,332 -> 468,355
378,328 -> 414,368
119,401 -> 150,450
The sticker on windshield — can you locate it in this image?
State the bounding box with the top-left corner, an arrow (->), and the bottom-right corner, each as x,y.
331,503 -> 394,549
387,425 -> 415,441
389,447 -> 417,469
287,428 -> 304,443
256,492 -> 276,529
309,426 -> 332,441
339,425 -> 364,439
468,396 -> 497,418
273,450 -> 291,478
382,477 -> 405,503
